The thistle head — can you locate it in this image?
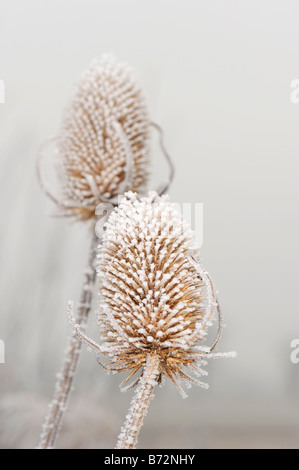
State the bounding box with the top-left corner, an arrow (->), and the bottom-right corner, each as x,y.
39,55 -> 150,221
97,192 -> 230,396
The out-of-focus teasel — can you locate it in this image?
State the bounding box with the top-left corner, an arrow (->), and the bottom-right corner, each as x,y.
37,54 -> 152,221
68,192 -> 236,449
37,56 -> 171,449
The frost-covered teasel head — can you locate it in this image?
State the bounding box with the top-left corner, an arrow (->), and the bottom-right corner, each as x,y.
96,192 -> 234,396
66,191 -> 235,448
39,55 -> 150,221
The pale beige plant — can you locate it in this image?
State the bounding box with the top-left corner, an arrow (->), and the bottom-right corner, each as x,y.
37,54 -> 151,221
68,192 -> 235,449
37,55 -> 152,449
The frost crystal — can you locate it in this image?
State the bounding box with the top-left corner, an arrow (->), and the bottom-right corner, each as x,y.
40,55 -> 150,220
96,191 -> 232,394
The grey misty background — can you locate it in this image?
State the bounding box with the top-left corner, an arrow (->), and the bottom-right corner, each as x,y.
1,0 -> 299,449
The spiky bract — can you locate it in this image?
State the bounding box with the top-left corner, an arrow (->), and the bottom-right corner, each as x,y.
57,56 -> 150,220
97,192 -> 214,394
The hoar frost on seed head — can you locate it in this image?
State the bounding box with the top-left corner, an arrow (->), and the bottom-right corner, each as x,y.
95,191 -> 233,395
55,55 -> 150,220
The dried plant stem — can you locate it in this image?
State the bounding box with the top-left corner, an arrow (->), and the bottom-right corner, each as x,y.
116,353 -> 161,449
38,228 -> 98,449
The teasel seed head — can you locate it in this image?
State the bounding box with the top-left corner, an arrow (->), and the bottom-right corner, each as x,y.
38,55 -> 151,221
96,191 -> 233,396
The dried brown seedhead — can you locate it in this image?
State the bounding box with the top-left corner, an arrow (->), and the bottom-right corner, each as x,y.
96,192 -> 234,396
38,55 -> 150,220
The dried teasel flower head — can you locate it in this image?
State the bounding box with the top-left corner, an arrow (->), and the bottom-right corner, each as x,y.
96,191 -> 235,397
66,191 -> 235,448
38,55 -> 151,221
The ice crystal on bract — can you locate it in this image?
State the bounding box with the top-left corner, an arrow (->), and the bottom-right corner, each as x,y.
96,192 -> 232,395
43,55 -> 150,220
66,191 -> 235,448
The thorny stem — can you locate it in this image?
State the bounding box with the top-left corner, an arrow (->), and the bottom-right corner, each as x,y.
116,353 -> 161,449
150,121 -> 175,196
38,228 -> 99,449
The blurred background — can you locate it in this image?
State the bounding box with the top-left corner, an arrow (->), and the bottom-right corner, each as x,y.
1,0 -> 299,449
